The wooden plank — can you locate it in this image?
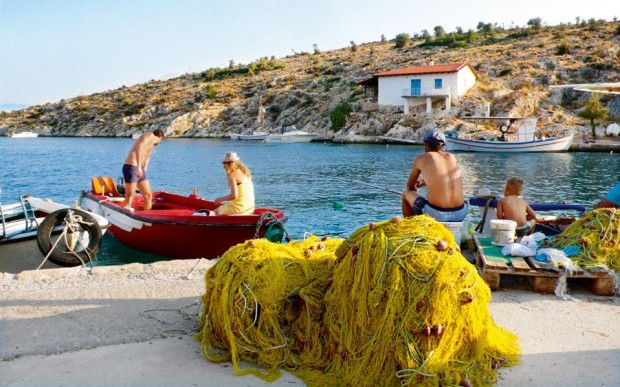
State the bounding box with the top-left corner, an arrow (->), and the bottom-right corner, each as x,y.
474,235 -> 509,271
524,256 -> 561,274
510,257 -> 532,272
485,259 -> 509,271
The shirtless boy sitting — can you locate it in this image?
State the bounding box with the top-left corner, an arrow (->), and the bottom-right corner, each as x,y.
496,177 -> 536,236
122,129 -> 165,211
402,129 -> 468,222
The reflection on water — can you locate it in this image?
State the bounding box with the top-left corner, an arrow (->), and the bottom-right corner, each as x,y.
1,137 -> 618,265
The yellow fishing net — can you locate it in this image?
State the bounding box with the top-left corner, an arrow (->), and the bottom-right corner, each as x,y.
550,208 -> 620,272
197,215 -> 520,386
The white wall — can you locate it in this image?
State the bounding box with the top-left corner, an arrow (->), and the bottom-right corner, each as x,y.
377,67 -> 477,106
457,68 -> 477,97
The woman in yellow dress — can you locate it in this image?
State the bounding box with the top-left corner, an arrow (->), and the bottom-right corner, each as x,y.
213,152 -> 255,215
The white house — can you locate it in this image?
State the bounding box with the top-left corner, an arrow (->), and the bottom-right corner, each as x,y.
359,62 -> 478,114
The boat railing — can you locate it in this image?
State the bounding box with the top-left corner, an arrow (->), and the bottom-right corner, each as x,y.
0,196 -> 42,238
469,196 -> 586,235
401,87 -> 451,97
20,196 -> 39,231
469,197 -> 586,217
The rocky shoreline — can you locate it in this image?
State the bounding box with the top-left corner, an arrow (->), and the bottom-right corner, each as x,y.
14,131 -> 620,152
2,22 -> 620,151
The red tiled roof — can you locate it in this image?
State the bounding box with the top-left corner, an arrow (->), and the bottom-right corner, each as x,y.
374,62 -> 476,78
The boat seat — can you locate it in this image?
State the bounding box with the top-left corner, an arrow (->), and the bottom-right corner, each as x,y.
92,176 -> 123,197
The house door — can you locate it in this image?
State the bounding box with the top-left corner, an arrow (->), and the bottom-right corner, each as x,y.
411,79 -> 421,96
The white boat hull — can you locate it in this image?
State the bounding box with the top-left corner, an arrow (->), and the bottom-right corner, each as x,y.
238,132 -> 268,141
265,133 -> 317,143
79,196 -> 151,233
445,133 -> 573,152
8,131 -> 38,138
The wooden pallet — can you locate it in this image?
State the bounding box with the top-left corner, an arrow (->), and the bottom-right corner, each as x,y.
473,235 -> 616,296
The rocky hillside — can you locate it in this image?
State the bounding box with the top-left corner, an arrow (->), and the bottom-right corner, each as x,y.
1,21 -> 619,141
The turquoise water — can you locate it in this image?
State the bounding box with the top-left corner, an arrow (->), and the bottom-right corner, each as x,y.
1,137 -> 618,265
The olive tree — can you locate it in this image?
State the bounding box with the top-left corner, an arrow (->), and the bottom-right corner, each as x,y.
579,94 -> 608,140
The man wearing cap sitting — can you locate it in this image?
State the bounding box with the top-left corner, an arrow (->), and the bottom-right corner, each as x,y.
402,129 -> 468,222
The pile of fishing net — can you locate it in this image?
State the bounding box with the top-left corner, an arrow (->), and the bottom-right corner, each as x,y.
550,208 -> 620,272
197,215 -> 520,386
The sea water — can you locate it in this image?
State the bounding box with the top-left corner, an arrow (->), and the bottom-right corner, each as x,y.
1,137 -> 618,265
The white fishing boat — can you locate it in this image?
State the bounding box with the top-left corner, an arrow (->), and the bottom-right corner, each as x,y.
445,117 -> 573,153
265,125 -> 317,143
131,132 -> 143,139
8,131 -> 38,138
0,195 -> 109,273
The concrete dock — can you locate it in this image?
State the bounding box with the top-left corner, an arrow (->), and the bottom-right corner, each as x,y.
1,259 -> 619,386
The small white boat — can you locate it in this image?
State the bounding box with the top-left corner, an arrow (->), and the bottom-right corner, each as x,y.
8,131 -> 38,138
445,117 -> 573,153
0,195 -> 110,273
230,130 -> 268,141
265,125 -> 317,143
131,132 -> 143,139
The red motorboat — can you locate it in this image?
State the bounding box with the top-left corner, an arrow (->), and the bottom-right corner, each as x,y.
79,177 -> 288,259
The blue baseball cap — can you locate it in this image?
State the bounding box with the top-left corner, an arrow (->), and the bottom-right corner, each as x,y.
423,129 -> 446,144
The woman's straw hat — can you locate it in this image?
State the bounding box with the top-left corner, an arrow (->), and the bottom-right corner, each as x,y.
222,151 -> 240,163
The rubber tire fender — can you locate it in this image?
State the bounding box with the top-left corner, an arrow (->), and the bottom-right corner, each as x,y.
37,208 -> 103,267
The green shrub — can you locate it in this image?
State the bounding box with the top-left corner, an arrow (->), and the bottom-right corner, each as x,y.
287,98 -> 300,108
269,105 -> 282,120
205,84 -> 218,100
394,33 -> 410,49
329,101 -> 352,132
556,40 -> 571,55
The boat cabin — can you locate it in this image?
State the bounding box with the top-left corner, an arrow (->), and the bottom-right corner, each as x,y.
460,117 -> 539,142
281,124 -> 297,133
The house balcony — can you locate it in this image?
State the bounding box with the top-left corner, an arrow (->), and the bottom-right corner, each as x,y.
401,87 -> 451,98
400,87 -> 453,115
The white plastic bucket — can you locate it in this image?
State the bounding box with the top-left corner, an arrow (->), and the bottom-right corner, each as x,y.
490,219 -> 517,246
442,221 -> 463,246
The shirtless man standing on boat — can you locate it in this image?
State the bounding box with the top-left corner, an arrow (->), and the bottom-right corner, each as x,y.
402,129 -> 468,222
122,129 -> 165,211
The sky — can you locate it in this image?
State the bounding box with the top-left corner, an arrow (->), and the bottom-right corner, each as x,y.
0,0 -> 617,108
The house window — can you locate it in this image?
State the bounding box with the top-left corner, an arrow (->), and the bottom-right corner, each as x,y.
434,79 -> 442,89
